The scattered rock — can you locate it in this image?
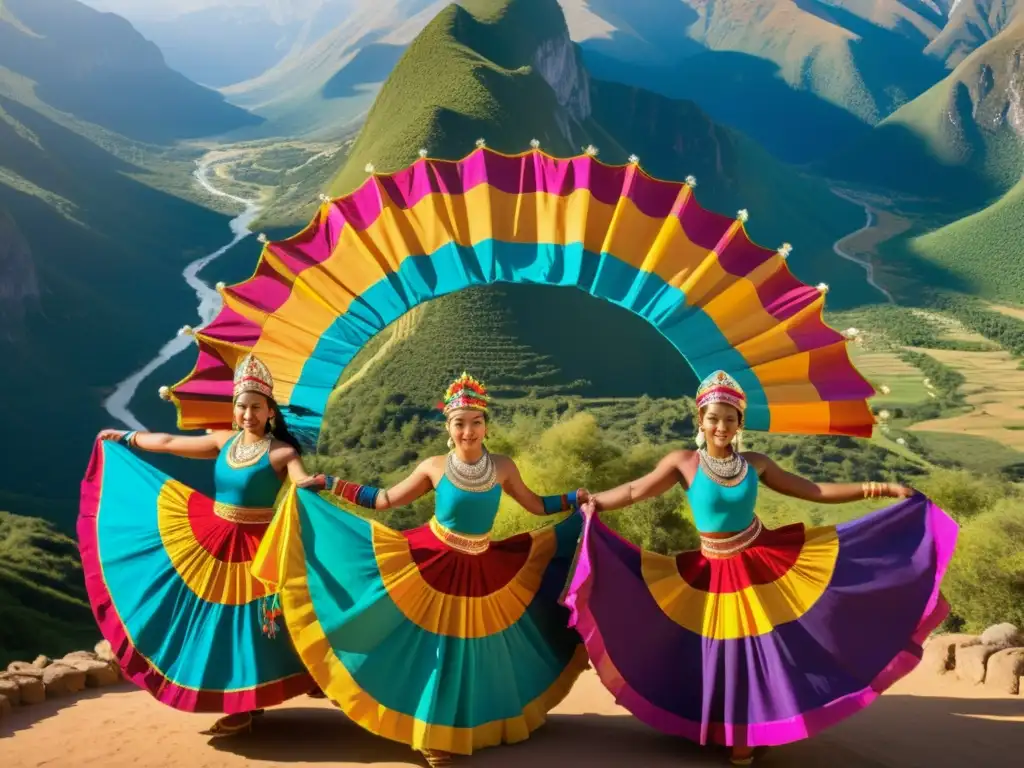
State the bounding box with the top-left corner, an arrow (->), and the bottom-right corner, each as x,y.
94,640 -> 116,663
980,623 -> 1024,651
985,648 -> 1024,695
6,661 -> 43,678
956,644 -> 999,684
0,693 -> 11,718
61,650 -> 98,663
921,633 -> 981,674
64,658 -> 120,687
42,663 -> 86,697
31,654 -> 51,669
9,674 -> 45,705
0,678 -> 20,706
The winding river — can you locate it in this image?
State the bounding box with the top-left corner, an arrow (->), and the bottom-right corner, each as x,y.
830,187 -> 896,304
102,155 -> 261,430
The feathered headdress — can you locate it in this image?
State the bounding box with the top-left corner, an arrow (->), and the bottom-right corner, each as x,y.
696,370 -> 746,413
233,353 -> 274,400
439,372 -> 489,416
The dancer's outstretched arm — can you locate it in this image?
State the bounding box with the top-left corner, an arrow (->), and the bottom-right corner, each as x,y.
589,450 -> 687,512
97,428 -> 227,460
747,453 -> 913,503
497,456 -> 587,516
320,459 -> 435,511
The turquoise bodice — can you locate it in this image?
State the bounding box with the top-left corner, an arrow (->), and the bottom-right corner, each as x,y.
433,475 -> 503,536
213,436 -> 282,508
684,465 -> 758,533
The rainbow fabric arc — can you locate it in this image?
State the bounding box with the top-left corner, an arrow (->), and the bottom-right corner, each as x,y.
164,146 -> 875,440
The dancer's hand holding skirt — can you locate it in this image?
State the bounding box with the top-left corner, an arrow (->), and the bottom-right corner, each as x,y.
561,494 -> 957,748
252,486 -> 589,755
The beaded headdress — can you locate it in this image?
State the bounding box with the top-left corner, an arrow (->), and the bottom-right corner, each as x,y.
440,372 -> 489,416
233,353 -> 274,400
696,370 -> 746,413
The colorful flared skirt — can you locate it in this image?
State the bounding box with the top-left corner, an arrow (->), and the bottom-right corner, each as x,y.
78,440 -> 313,712
560,494 -> 958,747
252,487 -> 590,755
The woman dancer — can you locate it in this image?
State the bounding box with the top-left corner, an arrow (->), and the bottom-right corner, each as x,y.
80,354 -> 319,735
562,370 -> 957,765
252,372 -> 590,766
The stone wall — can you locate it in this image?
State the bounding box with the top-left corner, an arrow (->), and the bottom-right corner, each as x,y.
921,623 -> 1024,694
0,640 -> 122,719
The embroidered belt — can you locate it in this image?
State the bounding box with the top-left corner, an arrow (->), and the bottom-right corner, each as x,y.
428,517 -> 491,555
213,501 -> 275,525
699,517 -> 763,559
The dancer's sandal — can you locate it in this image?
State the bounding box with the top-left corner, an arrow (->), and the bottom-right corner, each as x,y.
422,749 -> 454,766
206,712 -> 253,737
730,749 -> 755,765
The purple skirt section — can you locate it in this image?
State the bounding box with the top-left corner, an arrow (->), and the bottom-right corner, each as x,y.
560,494 -> 958,747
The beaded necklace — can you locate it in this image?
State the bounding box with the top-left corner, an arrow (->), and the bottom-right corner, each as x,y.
445,448 -> 497,492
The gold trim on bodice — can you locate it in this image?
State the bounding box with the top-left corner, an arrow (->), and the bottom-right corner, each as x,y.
213,501 -> 275,525
428,517 -> 491,555
699,517 -> 763,559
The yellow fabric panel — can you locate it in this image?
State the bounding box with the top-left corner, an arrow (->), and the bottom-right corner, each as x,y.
371,521 -> 557,639
157,479 -> 268,606
640,527 -> 840,640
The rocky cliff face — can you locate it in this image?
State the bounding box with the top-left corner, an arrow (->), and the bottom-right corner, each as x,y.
0,208 -> 39,344
532,30 -> 591,145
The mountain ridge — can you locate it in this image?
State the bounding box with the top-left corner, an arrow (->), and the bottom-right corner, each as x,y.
827,16 -> 1024,204
1,0 -> 260,143
0,0 -> 252,528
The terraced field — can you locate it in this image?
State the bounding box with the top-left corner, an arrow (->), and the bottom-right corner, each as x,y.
850,349 -> 931,410
908,347 -> 1024,451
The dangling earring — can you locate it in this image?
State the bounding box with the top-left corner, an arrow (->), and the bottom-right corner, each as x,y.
231,421 -> 240,431
268,416 -> 277,433
446,435 -> 454,450
695,427 -> 706,448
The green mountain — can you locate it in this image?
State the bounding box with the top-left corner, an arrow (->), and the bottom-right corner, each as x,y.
0,0 -> 254,530
1,0 -> 260,142
225,0 -> 952,162
827,18 -> 1024,205
906,175 -> 1024,303
326,0 -> 866,294
0,511 -> 95,666
242,0 -> 887,472
924,0 -> 1021,67
561,0 -> 950,163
